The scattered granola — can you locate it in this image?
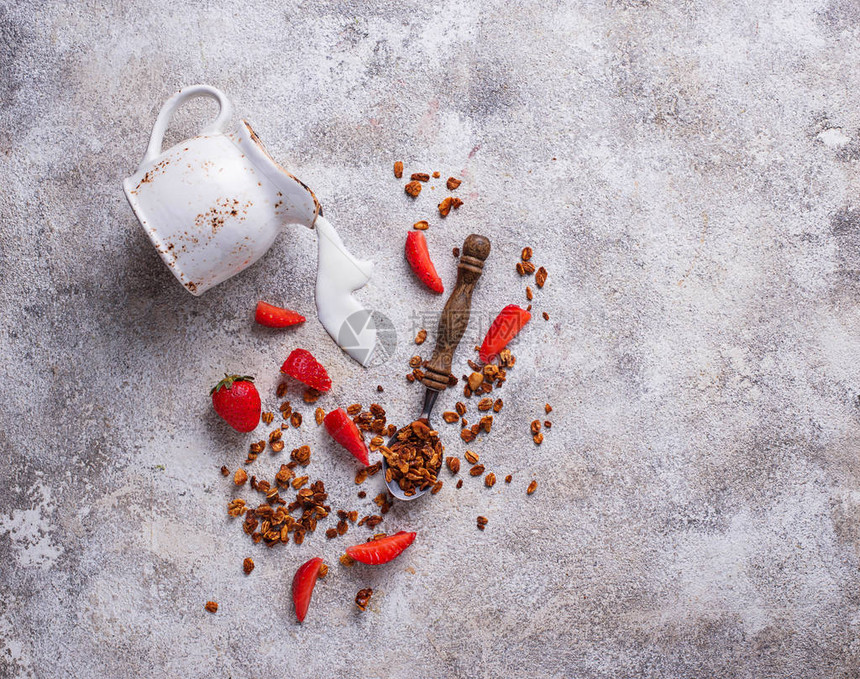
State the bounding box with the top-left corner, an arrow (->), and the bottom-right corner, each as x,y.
291,445 -> 311,466
516,260 -> 536,276
464,450 -> 479,465
315,407 -> 325,425
394,161 -> 403,178
438,196 -> 454,217
243,557 -> 255,574
432,171 -> 440,178
247,440 -> 265,464
204,601 -> 218,613
234,469 -> 248,486
536,266 -> 548,288
456,479 -> 463,489
413,220 -> 429,230
442,411 -> 459,423
526,286 -> 533,301
446,177 -> 462,191
405,180 -> 422,198
476,516 -> 488,531
415,329 -> 427,345
505,474 -> 512,484
220,465 -> 229,476
452,246 -> 460,258
411,172 -> 430,182
527,480 -> 538,495
261,411 -> 274,424
485,473 -> 496,488
275,464 -> 294,487
521,247 -> 533,261
469,464 -> 485,477
290,412 -> 303,428
446,457 -> 460,474
438,196 -> 464,217
542,311 -> 550,321
227,498 -> 246,517
355,588 -> 373,611
468,372 -> 484,391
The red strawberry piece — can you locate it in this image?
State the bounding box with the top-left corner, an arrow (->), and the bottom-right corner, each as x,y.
345,531 -> 417,565
281,348 -> 331,392
292,557 -> 324,622
323,408 -> 369,465
479,305 -> 531,363
210,374 -> 261,432
405,231 -> 444,294
255,301 -> 306,328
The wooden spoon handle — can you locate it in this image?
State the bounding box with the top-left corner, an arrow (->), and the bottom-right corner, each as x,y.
422,234 -> 491,391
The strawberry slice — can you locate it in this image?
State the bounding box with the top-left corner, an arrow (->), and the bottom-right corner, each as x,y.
345,531 -> 416,565
479,305 -> 531,363
255,301 -> 306,328
405,231 -> 444,294
324,408 -> 369,465
292,557 -> 324,622
281,348 -> 331,392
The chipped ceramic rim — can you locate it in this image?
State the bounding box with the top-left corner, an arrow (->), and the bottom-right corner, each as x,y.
239,120 -> 322,224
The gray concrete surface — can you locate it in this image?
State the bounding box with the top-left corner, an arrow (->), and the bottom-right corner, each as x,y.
2,0 -> 860,676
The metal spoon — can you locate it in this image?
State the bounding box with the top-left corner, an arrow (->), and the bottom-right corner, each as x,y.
383,234 -> 492,500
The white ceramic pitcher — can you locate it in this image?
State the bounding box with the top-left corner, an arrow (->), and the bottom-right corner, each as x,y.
123,85 -> 379,366
123,84 -> 322,295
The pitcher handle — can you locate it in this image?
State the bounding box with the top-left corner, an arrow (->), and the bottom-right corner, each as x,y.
141,84 -> 233,166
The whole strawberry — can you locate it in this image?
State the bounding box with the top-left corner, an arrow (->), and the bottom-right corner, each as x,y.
210,374 -> 261,432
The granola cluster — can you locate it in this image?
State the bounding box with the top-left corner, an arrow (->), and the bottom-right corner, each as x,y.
228,473 -> 331,547
355,588 -> 373,611
380,419 -> 444,497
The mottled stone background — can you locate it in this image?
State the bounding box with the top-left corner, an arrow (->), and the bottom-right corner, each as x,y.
2,0 -> 860,676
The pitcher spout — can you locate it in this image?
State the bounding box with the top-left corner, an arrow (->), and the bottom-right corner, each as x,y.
231,120 -> 320,230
